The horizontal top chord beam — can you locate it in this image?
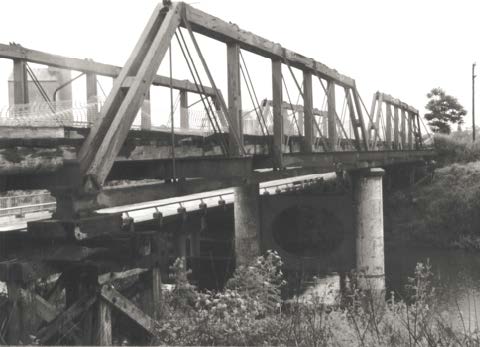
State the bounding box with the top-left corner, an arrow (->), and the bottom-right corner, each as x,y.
377,92 -> 418,114
183,3 -> 355,88
0,43 -> 216,96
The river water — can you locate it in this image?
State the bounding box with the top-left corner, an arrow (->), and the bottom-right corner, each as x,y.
300,247 -> 480,330
387,247 -> 480,330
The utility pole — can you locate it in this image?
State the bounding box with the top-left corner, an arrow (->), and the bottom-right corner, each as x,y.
473,62 -> 476,142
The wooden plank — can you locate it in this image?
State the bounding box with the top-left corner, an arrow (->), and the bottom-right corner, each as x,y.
6,281 -> 22,344
372,93 -> 383,148
344,87 -> 363,151
0,43 -> 216,96
380,92 -> 418,114
184,4 -> 355,88
385,103 -> 392,149
86,72 -> 98,124
98,268 -> 148,285
415,112 -> 423,148
227,43 -> 243,155
152,267 -> 163,320
327,80 -> 337,151
93,299 -> 112,345
271,59 -> 283,168
368,93 -> 377,142
352,86 -> 369,150
401,109 -> 407,148
28,214 -> 122,241
302,71 -> 313,152
100,285 -> 158,335
36,296 -> 96,344
408,111 -> 414,149
13,59 -> 29,105
79,3 -> 183,189
180,90 -> 189,129
393,106 -> 400,149
20,288 -> 59,323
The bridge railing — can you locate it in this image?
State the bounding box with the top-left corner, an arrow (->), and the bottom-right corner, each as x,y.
0,193 -> 56,217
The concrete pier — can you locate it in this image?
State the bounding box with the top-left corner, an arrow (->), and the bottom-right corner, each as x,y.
353,168 -> 385,291
234,183 -> 261,267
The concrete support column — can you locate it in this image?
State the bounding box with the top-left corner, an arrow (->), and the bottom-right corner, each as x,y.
234,183 -> 261,267
353,168 -> 385,292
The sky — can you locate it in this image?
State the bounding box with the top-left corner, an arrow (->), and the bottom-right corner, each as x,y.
0,0 -> 479,130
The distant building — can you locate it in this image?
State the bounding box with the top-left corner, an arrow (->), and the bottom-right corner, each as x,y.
8,66 -> 72,107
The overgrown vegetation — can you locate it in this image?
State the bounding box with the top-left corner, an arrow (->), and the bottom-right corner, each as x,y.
148,253 -> 479,346
386,132 -> 480,249
433,132 -> 480,164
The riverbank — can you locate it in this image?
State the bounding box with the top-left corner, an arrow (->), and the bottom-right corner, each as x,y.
144,252 -> 478,346
386,133 -> 480,250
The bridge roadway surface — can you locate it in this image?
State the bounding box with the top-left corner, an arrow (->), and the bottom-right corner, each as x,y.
0,173 -> 332,233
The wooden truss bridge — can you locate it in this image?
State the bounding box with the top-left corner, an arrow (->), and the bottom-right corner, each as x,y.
0,1 -> 435,345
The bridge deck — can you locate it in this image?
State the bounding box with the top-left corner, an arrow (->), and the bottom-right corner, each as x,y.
0,125 -> 434,194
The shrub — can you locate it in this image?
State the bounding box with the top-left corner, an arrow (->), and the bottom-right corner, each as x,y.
151,253 -> 479,346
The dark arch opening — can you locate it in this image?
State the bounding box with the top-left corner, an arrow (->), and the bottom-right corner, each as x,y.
272,205 -> 344,257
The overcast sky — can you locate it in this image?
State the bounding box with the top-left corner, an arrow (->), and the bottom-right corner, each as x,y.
0,0 -> 478,129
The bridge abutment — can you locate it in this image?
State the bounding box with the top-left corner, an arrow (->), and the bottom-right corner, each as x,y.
234,183 -> 261,267
352,168 -> 385,292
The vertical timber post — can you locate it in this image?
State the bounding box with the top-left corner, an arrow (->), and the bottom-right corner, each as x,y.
13,59 -> 29,106
393,106 -> 399,149
227,43 -> 242,155
234,183 -> 261,267
327,80 -> 337,151
385,103 -> 392,149
272,59 -> 283,168
408,111 -> 413,150
401,109 -> 407,149
141,89 -> 152,130
303,71 -> 313,152
180,90 -> 189,129
353,168 -> 385,292
86,72 -> 98,124
6,279 -> 35,344
93,299 -> 112,345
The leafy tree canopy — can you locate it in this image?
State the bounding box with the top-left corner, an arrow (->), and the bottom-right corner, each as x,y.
425,87 -> 467,134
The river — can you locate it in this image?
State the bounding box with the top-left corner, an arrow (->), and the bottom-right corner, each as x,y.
298,247 -> 480,331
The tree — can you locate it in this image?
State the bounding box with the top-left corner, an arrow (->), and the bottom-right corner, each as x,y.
425,88 -> 467,134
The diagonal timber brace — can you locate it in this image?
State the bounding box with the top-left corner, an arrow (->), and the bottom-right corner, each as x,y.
78,2 -> 183,191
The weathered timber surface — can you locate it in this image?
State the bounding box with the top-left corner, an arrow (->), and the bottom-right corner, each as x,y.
0,128 -> 273,176
0,43 -> 217,96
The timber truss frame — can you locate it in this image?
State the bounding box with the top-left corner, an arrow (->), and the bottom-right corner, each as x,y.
76,1 -> 376,193
369,92 -> 423,150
